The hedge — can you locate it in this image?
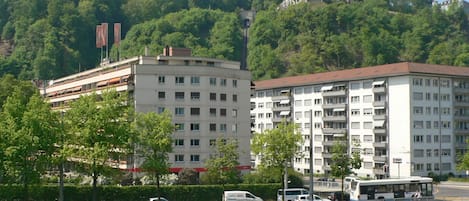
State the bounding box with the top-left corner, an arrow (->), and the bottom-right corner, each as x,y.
0,183 -> 281,201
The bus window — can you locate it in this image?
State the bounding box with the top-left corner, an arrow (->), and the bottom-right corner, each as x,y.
351,181 -> 357,190
393,184 -> 405,198
409,183 -> 419,192
420,183 -> 432,196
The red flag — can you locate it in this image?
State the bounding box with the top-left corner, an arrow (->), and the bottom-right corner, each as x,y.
114,23 -> 121,46
101,23 -> 108,47
96,25 -> 102,48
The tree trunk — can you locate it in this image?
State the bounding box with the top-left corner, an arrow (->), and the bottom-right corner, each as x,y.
92,159 -> 98,201
156,173 -> 161,201
341,175 -> 344,201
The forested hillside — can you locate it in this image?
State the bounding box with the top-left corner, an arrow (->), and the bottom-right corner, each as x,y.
0,0 -> 468,81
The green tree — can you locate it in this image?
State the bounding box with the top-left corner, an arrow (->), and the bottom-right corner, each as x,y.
251,120 -> 303,200
0,89 -> 59,200
133,110 -> 174,199
64,90 -> 133,201
330,139 -> 362,201
202,138 -> 242,185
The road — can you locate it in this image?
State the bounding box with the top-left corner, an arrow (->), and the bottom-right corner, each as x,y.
434,181 -> 469,201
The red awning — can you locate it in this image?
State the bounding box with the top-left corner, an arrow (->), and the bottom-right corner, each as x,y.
108,77 -> 121,84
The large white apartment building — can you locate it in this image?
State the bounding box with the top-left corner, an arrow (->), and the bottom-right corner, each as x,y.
251,62 -> 469,179
40,47 -> 252,174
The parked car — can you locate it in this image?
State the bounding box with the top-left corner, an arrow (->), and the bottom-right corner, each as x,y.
149,197 -> 168,201
294,194 -> 331,201
327,192 -> 350,201
277,188 -> 309,201
223,190 -> 263,201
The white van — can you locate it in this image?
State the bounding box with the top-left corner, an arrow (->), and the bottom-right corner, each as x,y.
223,191 -> 263,201
277,188 -> 309,201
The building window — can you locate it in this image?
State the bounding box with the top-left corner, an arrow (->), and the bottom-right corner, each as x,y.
351,109 -> 360,116
158,92 -> 165,99
220,79 -> 227,86
414,149 -> 424,157
191,92 -> 200,100
363,108 -> 373,115
220,108 -> 227,117
442,149 -> 451,156
363,95 -> 372,103
175,92 -> 185,100
363,122 -> 373,129
413,107 -> 423,115
190,139 -> 200,146
364,135 -> 373,142
314,110 -> 322,117
175,123 -> 184,131
220,124 -> 227,132
175,76 -> 184,84
413,135 -> 424,143
351,96 -> 360,103
294,87 -> 303,94
442,135 -> 451,143
426,135 -> 432,143
414,163 -> 424,172
440,80 -> 450,88
190,123 -> 200,131
158,76 -> 165,84
304,99 -> 312,106
295,100 -> 302,107
174,139 -> 184,146
232,94 -> 237,102
232,124 -> 237,133
210,93 -> 216,101
258,102 -> 264,108
209,77 -> 217,86
426,149 -> 432,157
413,121 -> 423,129
413,78 -> 423,86
434,163 -> 440,171
209,123 -> 216,131
220,93 -> 227,101
232,80 -> 237,88
425,92 -> 431,100
295,112 -> 302,119
175,107 -> 185,116
351,122 -> 360,129
232,109 -> 237,117
190,155 -> 200,162
209,108 -> 216,117
175,154 -> 184,162
363,81 -> 372,89
209,139 -> 216,146
442,163 -> 451,170
413,92 -> 423,101
434,149 -> 439,157
314,99 -> 322,105
350,82 -> 360,90
190,108 -> 200,116
157,107 -> 165,114
426,121 -> 431,129
433,93 -> 439,101
191,76 -> 200,85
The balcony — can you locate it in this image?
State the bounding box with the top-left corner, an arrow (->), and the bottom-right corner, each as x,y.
322,115 -> 346,122
272,116 -> 291,122
454,129 -> 469,134
322,90 -> 346,97
454,115 -> 469,121
373,128 -> 386,134
272,106 -> 291,111
322,152 -> 333,158
373,114 -> 386,120
323,141 -> 335,146
454,101 -> 469,107
373,87 -> 386,93
272,95 -> 291,101
322,128 -> 347,134
322,103 -> 346,109
373,101 -> 386,107
373,141 -> 387,148
455,142 -> 468,149
373,155 -> 387,162
373,168 -> 386,175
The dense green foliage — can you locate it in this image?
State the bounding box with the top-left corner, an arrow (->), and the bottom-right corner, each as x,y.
0,183 -> 281,201
0,0 -> 468,81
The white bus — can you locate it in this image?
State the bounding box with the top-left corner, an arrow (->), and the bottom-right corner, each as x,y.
348,177 -> 434,201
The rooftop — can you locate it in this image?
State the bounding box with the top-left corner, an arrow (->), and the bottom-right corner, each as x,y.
254,62 -> 469,90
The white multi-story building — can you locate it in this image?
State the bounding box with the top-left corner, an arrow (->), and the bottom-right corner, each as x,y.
40,47 -> 252,174
251,62 -> 469,179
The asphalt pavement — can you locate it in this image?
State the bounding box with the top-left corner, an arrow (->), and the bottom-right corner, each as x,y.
434,181 -> 469,201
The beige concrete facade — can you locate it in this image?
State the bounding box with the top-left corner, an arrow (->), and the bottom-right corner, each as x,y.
41,48 -> 252,173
